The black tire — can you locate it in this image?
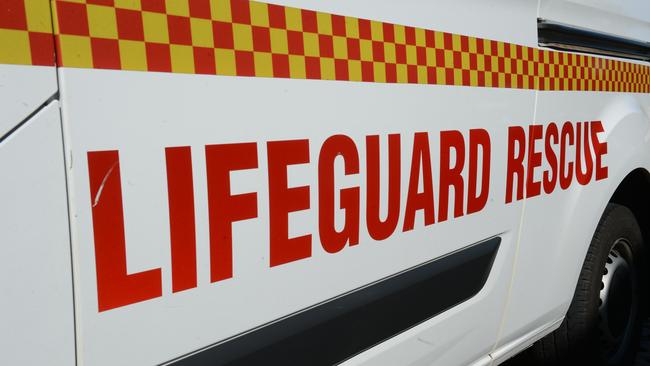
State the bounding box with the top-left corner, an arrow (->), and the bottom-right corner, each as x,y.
522,203 -> 647,366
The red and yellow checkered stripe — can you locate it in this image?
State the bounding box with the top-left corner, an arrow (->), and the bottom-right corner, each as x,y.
0,0 -> 55,66
2,0 -> 649,92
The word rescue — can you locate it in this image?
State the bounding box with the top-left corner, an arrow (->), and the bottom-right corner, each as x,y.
87,121 -> 607,311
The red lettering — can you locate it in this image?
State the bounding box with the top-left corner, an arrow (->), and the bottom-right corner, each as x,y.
543,123 -> 559,194
165,146 -> 197,293
467,129 -> 490,214
575,122 -> 593,185
591,121 -> 608,180
88,150 -> 162,312
403,133 -> 435,231
560,122 -> 574,190
526,125 -> 543,198
268,140 -> 311,266
366,134 -> 401,241
506,126 -> 526,203
439,130 -> 465,221
318,135 -> 360,253
205,143 -> 258,282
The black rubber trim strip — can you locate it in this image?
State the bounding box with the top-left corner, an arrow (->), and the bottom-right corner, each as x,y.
538,19 -> 650,62
170,236 -> 501,366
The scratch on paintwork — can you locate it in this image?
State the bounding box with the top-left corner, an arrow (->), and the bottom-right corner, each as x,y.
92,162 -> 117,208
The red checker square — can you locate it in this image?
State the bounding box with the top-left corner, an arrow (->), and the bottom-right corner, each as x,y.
498,57 -> 505,73
301,9 -> 317,33
503,42 -> 510,57
460,35 -> 469,52
347,38 -> 360,60
116,8 -> 144,41
235,50 -> 255,76
445,68 -> 455,85
0,0 -> 27,30
516,45 -> 523,59
29,32 -> 55,66
425,29 -> 435,48
372,41 -> 384,62
527,47 -> 534,60
462,69 -> 470,86
287,30 -> 304,55
407,64 -> 417,83
268,4 -> 286,29
504,74 -> 512,88
383,23 -> 395,43
483,56 -> 492,71
332,15 -> 345,36
510,58 -> 517,74
443,33 -> 453,50
141,0 -> 166,13
272,53 -> 289,78
426,66 -> 436,84
193,47 -> 216,74
146,42 -> 171,72
416,46 -> 426,66
88,0 -> 114,5
453,51 -> 462,69
361,61 -> 373,81
492,72 -> 499,87
490,40 -> 498,54
57,1 -> 89,36
476,39 -> 484,54
395,44 -> 406,64
435,49 -> 444,68
91,38 -> 121,70
477,71 -> 485,87
231,0 -> 251,24
213,21 -> 234,49
189,0 -> 211,19
469,53 -> 477,70
319,34 -> 333,58
358,19 -> 371,40
252,26 -> 271,52
386,63 -> 397,83
405,26 -> 415,45
168,15 -> 192,45
517,74 -> 524,89
305,56 -> 321,79
334,59 -> 348,80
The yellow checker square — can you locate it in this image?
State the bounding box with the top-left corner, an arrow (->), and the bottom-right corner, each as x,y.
370,20 -> 383,41
510,74 -> 517,88
435,67 -> 445,85
484,71 -> 493,87
453,69 -> 462,86
385,43 -> 397,64
503,57 -> 511,74
289,54 -> 306,78
270,28 -> 288,54
254,52 -> 273,77
452,34 -> 461,51
397,64 -> 408,83
320,57 -> 335,80
142,11 -> 169,43
59,34 -> 92,68
165,0 -> 190,17
215,48 -> 236,75
114,0 -> 141,10
118,40 -> 147,71
191,18 -> 213,48
434,32 -> 444,50
317,13 -> 333,35
406,45 -> 416,65
470,70 -> 478,86
394,25 -> 405,44
233,23 -> 253,51
25,1 -> 52,33
285,7 -> 302,31
170,44 -> 195,73
498,73 -> 506,88
373,62 -> 386,82
348,60 -> 362,81
250,2 -> 269,27
477,55 -> 485,71
415,28 -> 426,47
497,42 -> 505,57
88,5 -> 118,39
345,17 -> 359,38
210,0 -> 231,22
468,37 -> 477,53
0,29 -> 30,65
360,39 -> 372,61
444,50 -> 454,68
417,65 -> 427,83
303,32 -> 319,57
461,52 -> 470,70
333,36 -> 347,59
424,48 -> 435,67
522,75 -> 529,89
490,56 -> 499,72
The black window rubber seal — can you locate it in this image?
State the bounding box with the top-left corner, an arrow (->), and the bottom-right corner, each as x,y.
169,236 -> 501,366
538,19 -> 650,62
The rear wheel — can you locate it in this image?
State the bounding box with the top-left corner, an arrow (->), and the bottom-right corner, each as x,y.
527,203 -> 646,365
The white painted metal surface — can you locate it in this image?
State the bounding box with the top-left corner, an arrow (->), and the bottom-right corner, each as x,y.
0,101 -> 75,365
